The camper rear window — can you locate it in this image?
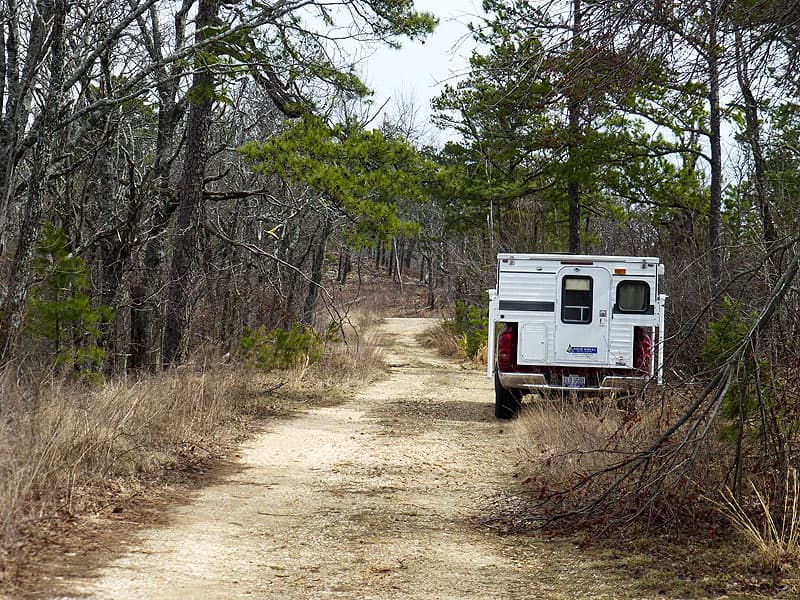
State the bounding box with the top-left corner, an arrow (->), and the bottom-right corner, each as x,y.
617,281 -> 650,313
561,276 -> 592,323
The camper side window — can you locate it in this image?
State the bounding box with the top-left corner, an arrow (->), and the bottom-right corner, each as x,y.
561,276 -> 593,323
617,281 -> 650,313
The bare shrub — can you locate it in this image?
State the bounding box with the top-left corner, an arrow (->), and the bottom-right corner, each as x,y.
332,274 -> 435,318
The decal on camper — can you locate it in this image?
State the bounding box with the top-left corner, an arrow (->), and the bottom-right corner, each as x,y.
567,345 -> 598,354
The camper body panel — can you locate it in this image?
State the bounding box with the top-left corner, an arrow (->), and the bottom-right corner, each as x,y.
488,253 -> 666,396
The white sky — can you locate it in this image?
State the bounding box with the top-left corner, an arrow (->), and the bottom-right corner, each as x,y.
359,0 -> 485,143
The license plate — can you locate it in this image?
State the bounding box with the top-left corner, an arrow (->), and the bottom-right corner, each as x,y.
563,375 -> 585,388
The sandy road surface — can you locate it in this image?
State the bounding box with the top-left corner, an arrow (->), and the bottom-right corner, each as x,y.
57,318 -> 635,599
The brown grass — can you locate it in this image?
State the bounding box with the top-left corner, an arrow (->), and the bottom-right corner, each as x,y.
0,331 -> 384,589
424,324 -> 459,357
304,328 -> 388,396
0,363 -> 246,551
421,322 -> 488,365
513,396 -> 679,481
506,393 -> 800,596
714,470 -> 800,572
509,390 -> 727,531
513,400 -> 631,479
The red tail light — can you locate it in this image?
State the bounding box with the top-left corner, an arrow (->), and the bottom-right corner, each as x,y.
634,326 -> 653,374
497,323 -> 516,369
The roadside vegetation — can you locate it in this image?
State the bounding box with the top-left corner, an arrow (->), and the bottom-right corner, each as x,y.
509,388 -> 800,597
0,314 -> 385,592
426,301 -> 488,364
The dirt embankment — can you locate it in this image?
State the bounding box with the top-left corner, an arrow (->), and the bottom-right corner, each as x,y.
50,318 -> 637,599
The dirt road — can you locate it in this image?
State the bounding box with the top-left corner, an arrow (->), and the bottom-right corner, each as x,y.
57,318 -> 635,599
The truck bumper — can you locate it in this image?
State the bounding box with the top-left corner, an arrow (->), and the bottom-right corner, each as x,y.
497,371 -> 647,393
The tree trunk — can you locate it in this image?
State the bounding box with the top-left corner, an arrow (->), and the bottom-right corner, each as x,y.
130,5 -> 191,369
302,219 -> 332,325
0,0 -> 52,255
427,256 -> 436,309
388,239 -> 396,277
280,223 -> 302,320
707,0 -> 723,277
0,145 -> 47,361
403,238 -> 416,271
162,0 -> 219,366
393,237 -> 404,291
734,29 -> 776,247
337,246 -> 351,284
129,283 -> 148,369
0,0 -> 66,363
567,0 -> 582,254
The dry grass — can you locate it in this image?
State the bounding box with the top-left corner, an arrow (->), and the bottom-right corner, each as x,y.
513,398 -> 661,483
422,323 -> 487,365
303,329 -> 387,395
714,470 -> 800,572
507,393 -> 800,596
0,362 -> 247,553
0,329 -> 385,588
473,341 -> 488,365
424,324 -> 459,357
509,390 -> 728,531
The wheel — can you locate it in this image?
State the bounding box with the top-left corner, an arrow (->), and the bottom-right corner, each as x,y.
494,372 -> 522,419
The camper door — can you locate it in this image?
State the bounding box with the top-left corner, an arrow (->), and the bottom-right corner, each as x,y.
554,266 -> 611,364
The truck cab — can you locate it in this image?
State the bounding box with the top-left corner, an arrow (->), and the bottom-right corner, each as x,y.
487,253 -> 667,418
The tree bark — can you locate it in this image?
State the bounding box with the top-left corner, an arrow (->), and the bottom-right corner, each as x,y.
0,144 -> 48,361
302,218 -> 332,325
427,256 -> 436,309
129,283 -> 148,370
734,29 -> 776,247
0,0 -> 66,363
403,238 -> 416,271
707,0 -> 723,277
162,0 -> 219,366
566,0 -> 583,254
0,0 -> 54,256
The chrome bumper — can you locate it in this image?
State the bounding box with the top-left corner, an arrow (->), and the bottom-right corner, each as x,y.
497,372 -> 647,393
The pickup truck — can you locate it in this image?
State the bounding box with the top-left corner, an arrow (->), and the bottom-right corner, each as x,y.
487,253 -> 667,418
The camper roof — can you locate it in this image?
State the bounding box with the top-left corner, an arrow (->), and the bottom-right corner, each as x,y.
497,253 -> 660,264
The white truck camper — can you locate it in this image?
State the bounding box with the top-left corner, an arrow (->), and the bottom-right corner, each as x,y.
487,253 -> 667,419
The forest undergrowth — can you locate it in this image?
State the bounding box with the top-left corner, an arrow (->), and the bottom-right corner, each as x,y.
0,311 -> 386,595
504,388 -> 800,598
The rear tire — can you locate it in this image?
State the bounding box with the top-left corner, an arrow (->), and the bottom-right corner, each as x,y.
494,372 -> 522,419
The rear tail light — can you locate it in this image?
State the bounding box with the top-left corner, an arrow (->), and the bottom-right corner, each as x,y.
497,324 -> 516,369
634,326 -> 653,374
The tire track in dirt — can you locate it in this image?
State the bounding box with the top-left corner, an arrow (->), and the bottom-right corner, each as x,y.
56,318 -> 638,599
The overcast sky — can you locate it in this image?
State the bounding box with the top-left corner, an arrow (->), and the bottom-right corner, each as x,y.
358,0 -> 485,142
